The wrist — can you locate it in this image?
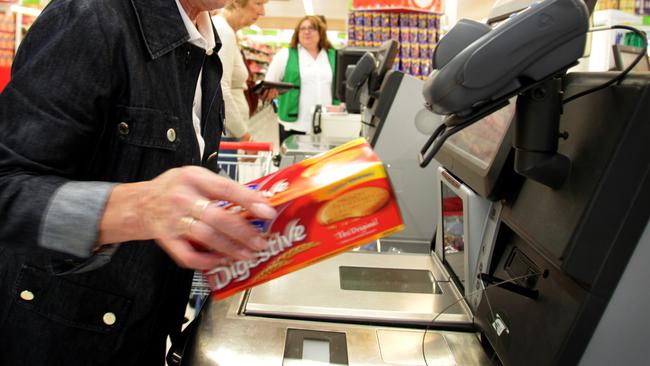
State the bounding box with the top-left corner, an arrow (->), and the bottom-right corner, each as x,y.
98,182 -> 149,244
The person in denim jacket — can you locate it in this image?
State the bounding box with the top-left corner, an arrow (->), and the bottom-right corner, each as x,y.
0,0 -> 276,364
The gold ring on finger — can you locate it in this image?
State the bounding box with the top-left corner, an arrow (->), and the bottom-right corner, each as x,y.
180,216 -> 197,236
191,199 -> 211,221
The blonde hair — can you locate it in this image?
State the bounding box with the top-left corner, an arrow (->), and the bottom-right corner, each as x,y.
290,15 -> 333,51
225,0 -> 250,10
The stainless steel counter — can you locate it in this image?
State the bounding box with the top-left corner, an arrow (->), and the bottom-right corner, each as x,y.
182,252 -> 489,365
183,292 -> 490,366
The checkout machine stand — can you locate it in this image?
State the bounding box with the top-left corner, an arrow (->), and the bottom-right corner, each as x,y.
470,73 -> 650,366
414,72 -> 650,366
415,0 -> 650,361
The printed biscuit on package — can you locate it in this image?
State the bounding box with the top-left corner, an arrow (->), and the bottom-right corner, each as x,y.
205,137 -> 404,299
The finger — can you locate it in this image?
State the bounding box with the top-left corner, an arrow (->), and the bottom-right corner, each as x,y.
200,206 -> 268,252
184,168 -> 277,219
157,238 -> 230,270
182,219 -> 260,261
190,199 -> 211,221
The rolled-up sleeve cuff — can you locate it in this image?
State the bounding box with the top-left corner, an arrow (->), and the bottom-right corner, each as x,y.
40,181 -> 117,258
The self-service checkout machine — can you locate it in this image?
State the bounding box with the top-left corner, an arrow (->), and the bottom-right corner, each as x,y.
417,0 -> 650,364
174,0 -> 650,364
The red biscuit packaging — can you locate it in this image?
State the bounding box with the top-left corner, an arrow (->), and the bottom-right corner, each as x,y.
205,138 -> 404,299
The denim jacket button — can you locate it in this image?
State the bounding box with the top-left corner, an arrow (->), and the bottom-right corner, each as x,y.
118,122 -> 130,135
103,312 -> 117,326
167,128 -> 177,142
20,290 -> 35,301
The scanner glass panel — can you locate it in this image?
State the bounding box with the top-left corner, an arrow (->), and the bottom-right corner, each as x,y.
339,266 -> 440,294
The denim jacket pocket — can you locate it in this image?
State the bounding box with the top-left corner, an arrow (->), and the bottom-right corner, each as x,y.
12,265 -> 132,333
102,105 -> 192,181
115,105 -> 180,151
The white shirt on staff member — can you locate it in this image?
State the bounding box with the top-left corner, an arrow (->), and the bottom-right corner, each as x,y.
265,45 -> 333,134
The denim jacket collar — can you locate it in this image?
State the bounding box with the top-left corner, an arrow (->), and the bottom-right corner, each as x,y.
129,0 -> 222,60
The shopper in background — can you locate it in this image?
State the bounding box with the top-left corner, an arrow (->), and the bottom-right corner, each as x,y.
212,0 -> 268,143
265,15 -> 339,144
0,0 -> 276,365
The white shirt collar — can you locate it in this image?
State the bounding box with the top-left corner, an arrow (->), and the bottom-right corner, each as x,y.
174,0 -> 215,51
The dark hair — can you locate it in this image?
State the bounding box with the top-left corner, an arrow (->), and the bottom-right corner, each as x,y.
289,15 -> 333,51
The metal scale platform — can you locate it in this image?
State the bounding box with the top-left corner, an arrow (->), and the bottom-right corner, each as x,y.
182,250 -> 487,366
244,252 -> 470,325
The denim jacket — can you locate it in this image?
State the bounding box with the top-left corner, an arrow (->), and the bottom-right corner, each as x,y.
0,0 -> 224,364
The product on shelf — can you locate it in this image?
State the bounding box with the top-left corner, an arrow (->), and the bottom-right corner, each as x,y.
241,40 -> 275,82
352,0 -> 442,13
348,9 -> 441,79
596,0 -> 650,15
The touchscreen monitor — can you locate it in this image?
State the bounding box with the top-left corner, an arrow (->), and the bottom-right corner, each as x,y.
434,102 -> 516,199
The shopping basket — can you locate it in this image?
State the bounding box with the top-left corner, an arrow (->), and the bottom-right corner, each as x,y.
190,141 -> 275,305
